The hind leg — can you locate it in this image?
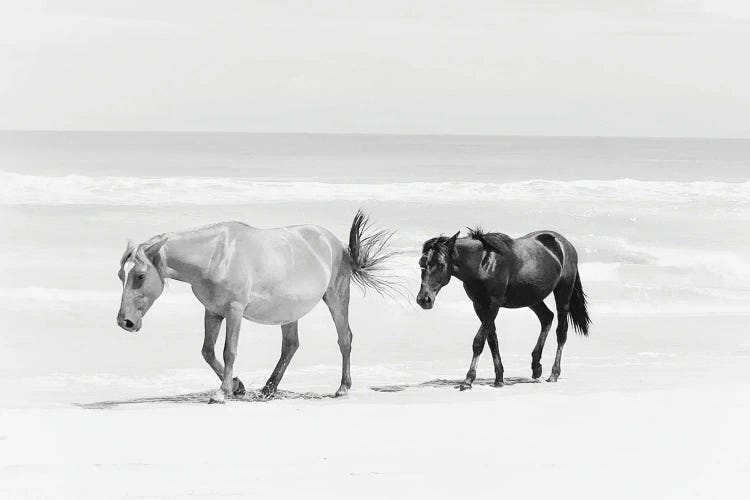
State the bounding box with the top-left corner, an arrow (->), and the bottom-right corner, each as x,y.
324,273 -> 353,397
529,302 -> 554,380
548,283 -> 574,383
260,321 -> 300,399
485,329 -> 504,387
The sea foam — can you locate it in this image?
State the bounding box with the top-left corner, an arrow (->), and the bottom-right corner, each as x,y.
1,171 -> 748,206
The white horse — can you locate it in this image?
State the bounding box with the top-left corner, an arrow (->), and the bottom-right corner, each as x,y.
117,211 -> 401,403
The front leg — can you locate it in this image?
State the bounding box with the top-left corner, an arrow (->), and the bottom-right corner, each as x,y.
460,324 -> 490,390
459,297 -> 501,391
203,310 -> 245,399
210,303 -> 244,404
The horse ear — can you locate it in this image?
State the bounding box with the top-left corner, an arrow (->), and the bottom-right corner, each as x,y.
143,234 -> 167,258
446,231 -> 460,249
120,239 -> 136,264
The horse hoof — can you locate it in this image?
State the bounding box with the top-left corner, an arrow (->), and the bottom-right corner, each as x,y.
493,380 -> 504,388
546,376 -> 559,383
233,378 -> 246,396
208,389 -> 227,404
335,387 -> 349,398
458,383 -> 472,391
532,366 -> 542,379
260,386 -> 275,400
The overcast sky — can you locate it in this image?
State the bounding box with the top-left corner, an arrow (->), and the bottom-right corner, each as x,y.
2,1 -> 749,136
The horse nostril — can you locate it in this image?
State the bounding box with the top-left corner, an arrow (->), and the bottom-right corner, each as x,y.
124,319 -> 134,329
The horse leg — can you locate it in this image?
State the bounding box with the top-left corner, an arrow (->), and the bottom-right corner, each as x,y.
203,309 -> 244,397
209,303 -> 243,404
260,321 -> 300,399
485,329 -> 504,387
529,302 -> 554,380
459,300 -> 500,391
548,283 -> 574,383
323,272 -> 353,397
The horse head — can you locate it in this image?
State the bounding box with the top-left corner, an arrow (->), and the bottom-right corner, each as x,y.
416,231 -> 459,309
116,235 -> 168,332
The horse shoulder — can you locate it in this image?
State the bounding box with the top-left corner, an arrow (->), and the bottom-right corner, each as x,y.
202,225 -> 246,279
196,226 -> 262,310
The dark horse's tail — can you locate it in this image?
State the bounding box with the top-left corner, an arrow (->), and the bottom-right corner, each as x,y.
348,210 -> 405,298
569,272 -> 591,336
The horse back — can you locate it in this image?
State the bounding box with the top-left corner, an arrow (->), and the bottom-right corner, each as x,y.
199,222 -> 344,295
245,224 -> 344,285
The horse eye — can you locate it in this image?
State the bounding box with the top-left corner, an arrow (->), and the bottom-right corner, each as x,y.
137,273 -> 146,280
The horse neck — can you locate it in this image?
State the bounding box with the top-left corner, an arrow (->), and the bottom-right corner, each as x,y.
162,230 -> 216,284
450,239 -> 485,282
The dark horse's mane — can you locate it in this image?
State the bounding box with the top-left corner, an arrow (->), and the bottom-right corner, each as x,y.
466,227 -> 514,254
422,227 -> 514,258
422,235 -> 454,257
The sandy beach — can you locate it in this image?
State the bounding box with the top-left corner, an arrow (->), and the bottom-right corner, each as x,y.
2,314 -> 748,499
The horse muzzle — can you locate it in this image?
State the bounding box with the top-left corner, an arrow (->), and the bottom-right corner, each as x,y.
117,315 -> 142,332
416,292 -> 434,310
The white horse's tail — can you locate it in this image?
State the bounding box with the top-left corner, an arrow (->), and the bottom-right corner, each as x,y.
347,210 -> 406,298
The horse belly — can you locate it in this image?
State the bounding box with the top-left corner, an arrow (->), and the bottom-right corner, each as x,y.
503,280 -> 557,308
242,225 -> 338,325
243,268 -> 331,325
504,250 -> 561,308
243,295 -> 322,325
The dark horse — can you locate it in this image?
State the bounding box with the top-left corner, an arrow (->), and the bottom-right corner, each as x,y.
416,228 -> 590,389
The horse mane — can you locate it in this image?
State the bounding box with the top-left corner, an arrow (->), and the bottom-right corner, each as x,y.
422,235 -> 454,257
466,226 -> 514,254
120,236 -> 170,284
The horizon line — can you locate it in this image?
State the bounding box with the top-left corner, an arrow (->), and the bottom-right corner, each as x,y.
1,129 -> 749,141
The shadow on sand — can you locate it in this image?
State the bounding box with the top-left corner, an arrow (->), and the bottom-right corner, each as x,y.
77,389 -> 333,410
370,376 -> 541,393
78,377 -> 542,409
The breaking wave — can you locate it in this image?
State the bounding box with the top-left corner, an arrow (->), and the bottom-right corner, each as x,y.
1,171 -> 748,205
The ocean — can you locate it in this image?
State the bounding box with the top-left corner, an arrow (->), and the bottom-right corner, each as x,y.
1,131 -> 749,405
